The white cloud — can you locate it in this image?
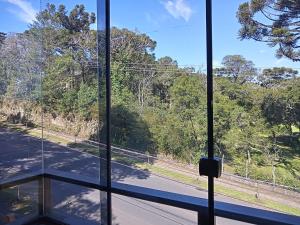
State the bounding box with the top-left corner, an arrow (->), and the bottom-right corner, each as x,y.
163,0 -> 192,22
5,0 -> 37,23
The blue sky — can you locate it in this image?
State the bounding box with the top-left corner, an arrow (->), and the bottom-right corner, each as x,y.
0,0 -> 299,70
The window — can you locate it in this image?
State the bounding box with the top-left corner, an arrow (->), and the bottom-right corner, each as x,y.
0,1 -> 299,225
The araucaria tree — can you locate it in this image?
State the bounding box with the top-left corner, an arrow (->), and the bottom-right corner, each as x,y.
215,55 -> 257,84
237,0 -> 300,61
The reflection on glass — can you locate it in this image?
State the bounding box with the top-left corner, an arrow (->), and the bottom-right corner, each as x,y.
0,0 -> 42,181
0,1 -> 42,223
47,180 -> 101,225
34,0 -> 103,180
0,181 -> 39,224
109,0 -> 208,196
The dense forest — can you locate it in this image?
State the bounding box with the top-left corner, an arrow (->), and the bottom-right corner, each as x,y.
0,3 -> 299,188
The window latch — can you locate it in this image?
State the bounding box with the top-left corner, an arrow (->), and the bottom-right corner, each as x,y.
199,157 -> 222,178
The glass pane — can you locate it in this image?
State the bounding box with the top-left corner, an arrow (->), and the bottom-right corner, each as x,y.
110,0 -> 208,195
47,180 -> 101,225
0,181 -> 39,224
0,0 -> 43,181
212,0 -> 300,218
38,0 -> 106,180
38,0 -> 109,224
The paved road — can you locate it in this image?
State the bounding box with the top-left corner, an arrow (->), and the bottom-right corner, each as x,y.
0,127 -> 252,225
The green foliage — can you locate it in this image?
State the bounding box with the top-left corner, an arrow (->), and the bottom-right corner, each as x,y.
33,3 -> 95,33
149,75 -> 207,163
58,89 -> 78,116
259,67 -> 298,87
111,63 -> 135,106
77,82 -> 97,120
261,92 -> 287,127
290,158 -> 300,176
237,0 -> 300,61
102,105 -> 154,153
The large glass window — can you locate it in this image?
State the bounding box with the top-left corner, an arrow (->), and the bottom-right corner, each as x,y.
0,1 -> 299,225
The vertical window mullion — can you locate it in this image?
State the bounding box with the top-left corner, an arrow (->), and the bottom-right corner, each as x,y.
206,0 -> 215,225
97,0 -> 112,225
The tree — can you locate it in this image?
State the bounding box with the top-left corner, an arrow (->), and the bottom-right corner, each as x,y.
110,28 -> 157,108
168,75 -> 206,163
0,33 -> 41,99
77,82 -> 97,120
32,4 -> 95,33
237,0 -> 300,61
101,105 -> 154,153
261,84 -> 300,135
220,55 -> 257,84
259,67 -> 298,87
30,4 -> 97,86
213,92 -> 236,170
261,92 -> 286,127
263,140 -> 281,186
283,78 -> 300,131
152,57 -> 184,107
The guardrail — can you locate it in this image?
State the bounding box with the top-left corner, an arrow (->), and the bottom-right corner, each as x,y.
1,170 -> 300,225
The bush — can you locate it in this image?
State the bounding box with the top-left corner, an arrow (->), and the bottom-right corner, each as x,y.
58,89 -> 78,116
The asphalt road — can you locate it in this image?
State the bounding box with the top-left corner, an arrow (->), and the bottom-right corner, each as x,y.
0,127 -> 252,225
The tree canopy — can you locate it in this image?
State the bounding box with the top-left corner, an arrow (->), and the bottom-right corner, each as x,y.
259,67 -> 298,87
214,55 -> 257,84
237,0 -> 300,61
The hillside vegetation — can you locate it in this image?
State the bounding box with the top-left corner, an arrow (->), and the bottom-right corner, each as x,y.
0,4 -> 299,188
